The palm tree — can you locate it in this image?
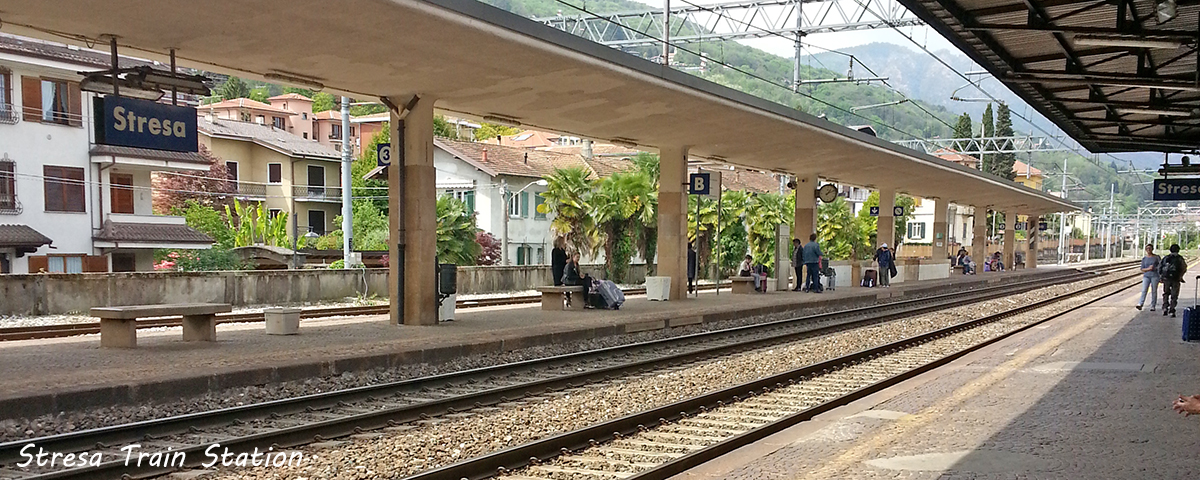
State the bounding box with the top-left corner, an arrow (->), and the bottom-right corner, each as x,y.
541,167 -> 598,256
817,197 -> 857,260
745,193 -> 790,267
435,195 -> 481,265
592,170 -> 655,282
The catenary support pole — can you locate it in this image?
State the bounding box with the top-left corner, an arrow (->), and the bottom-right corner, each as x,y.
341,96 -> 353,268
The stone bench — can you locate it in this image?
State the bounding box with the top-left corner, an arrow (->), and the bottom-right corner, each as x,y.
731,276 -> 758,294
536,286 -> 586,311
89,303 -> 233,348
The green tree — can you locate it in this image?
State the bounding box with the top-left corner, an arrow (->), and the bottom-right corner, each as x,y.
980,104 -> 994,171
717,218 -> 750,277
356,126 -> 391,212
816,197 -> 863,260
745,193 -> 790,267
282,86 -> 315,98
249,87 -> 270,103
473,123 -> 522,142
858,191 -> 916,248
542,167 -> 599,256
172,200 -> 235,249
631,153 -> 659,274
992,103 -> 1018,180
436,195 -> 482,265
217,76 -> 251,100
592,170 -> 655,282
433,115 -> 459,140
224,199 -> 289,247
312,92 -> 336,113
952,112 -> 974,139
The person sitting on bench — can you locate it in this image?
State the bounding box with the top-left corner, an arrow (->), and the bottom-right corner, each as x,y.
738,255 -> 764,292
561,252 -> 593,307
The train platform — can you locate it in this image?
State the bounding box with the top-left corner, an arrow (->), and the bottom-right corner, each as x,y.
678,272 -> 1197,479
0,265 -> 1095,419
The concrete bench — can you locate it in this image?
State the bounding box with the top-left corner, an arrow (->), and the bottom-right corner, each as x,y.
89,303 -> 233,348
536,286 -> 586,311
731,276 -> 757,294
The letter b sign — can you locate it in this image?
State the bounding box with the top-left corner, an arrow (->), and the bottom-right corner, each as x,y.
689,173 -> 710,195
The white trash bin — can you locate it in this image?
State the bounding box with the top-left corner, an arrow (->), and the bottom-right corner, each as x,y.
645,276 -> 672,301
439,294 -> 457,321
264,308 -> 301,335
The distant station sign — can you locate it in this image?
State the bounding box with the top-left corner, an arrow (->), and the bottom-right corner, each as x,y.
1015,222 -> 1028,231
1153,178 -> 1200,201
94,96 -> 197,152
1038,221 -> 1048,231
689,173 -> 711,196
893,206 -> 905,216
869,206 -> 879,217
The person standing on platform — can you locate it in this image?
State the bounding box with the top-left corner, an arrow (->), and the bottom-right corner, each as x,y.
874,244 -> 896,287
1159,244 -> 1187,317
687,242 -> 698,294
791,238 -> 804,292
802,234 -> 823,293
1136,243 -> 1160,311
551,237 -> 568,287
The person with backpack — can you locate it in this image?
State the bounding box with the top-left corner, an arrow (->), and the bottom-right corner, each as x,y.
874,244 -> 896,287
1136,243 -> 1160,311
802,233 -> 823,293
1158,244 -> 1188,317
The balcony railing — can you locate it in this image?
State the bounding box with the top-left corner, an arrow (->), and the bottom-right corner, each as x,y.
0,195 -> 21,215
293,185 -> 343,201
234,182 -> 268,198
0,103 -> 17,125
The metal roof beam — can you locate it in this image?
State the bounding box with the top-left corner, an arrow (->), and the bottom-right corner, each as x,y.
965,23 -> 1198,38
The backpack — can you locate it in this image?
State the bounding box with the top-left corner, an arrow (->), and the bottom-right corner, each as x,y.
1161,255 -> 1182,280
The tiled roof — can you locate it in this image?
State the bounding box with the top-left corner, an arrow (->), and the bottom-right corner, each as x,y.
542,144 -> 642,157
717,168 -> 782,194
93,221 -> 213,244
437,138 -> 593,178
0,224 -> 52,248
352,112 -> 389,123
585,157 -> 637,177
311,110 -> 341,120
201,98 -> 294,115
200,118 -> 340,159
480,130 -> 560,149
932,148 -> 979,167
1013,160 -> 1043,177
90,145 -> 209,165
0,34 -> 152,69
267,93 -> 313,102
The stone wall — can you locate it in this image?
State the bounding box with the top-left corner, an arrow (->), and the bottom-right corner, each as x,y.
0,263 -> 648,316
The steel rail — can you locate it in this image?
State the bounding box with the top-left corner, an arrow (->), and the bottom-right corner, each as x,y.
0,264 -> 1132,479
406,266 -> 1142,480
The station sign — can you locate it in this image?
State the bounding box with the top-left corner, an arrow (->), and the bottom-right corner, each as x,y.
689,173 -> 711,196
869,206 -> 879,217
377,143 -> 392,167
1038,221 -> 1048,231
999,223 -> 1006,230
893,206 -> 905,216
1014,222 -> 1028,231
1153,178 -> 1200,201
94,96 -> 197,152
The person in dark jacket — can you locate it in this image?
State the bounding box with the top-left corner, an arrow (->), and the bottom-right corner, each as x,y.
791,238 -> 804,291
551,237 -> 568,287
801,234 -> 823,293
874,244 -> 895,287
562,252 -> 592,307
687,242 -> 697,294
1159,244 -> 1188,317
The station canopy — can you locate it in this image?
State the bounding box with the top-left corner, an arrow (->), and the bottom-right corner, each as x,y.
899,0 -> 1200,153
0,0 -> 1076,214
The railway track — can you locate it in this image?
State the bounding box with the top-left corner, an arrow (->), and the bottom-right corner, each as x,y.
0,264 -> 1133,480
0,283 -> 731,342
410,264 -> 1144,480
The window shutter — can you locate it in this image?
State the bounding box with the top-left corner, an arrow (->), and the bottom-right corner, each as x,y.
67,82 -> 82,127
520,191 -> 529,218
85,255 -> 108,273
27,256 -> 48,273
21,76 -> 41,122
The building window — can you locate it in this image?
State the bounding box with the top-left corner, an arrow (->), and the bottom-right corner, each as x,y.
110,173 -> 134,214
507,192 -> 520,217
302,112 -> 308,120
516,245 -> 526,266
303,132 -> 309,139
111,253 -> 136,273
534,193 -> 546,220
907,221 -> 926,240
48,255 -> 84,273
330,124 -> 342,140
272,116 -> 285,129
307,165 -> 325,196
447,190 -> 475,214
43,166 -> 85,212
268,163 -> 282,184
0,68 -> 13,123
268,208 -> 282,219
240,112 -> 251,122
0,160 -> 15,212
40,79 -> 70,124
308,209 -> 326,235
350,126 -> 356,137
520,191 -> 530,218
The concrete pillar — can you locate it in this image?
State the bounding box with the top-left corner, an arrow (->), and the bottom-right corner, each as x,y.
1003,212 -> 1016,270
1026,214 -> 1040,269
793,175 -> 818,241
972,207 -> 987,265
877,188 -> 895,248
387,96 -> 438,326
932,200 -> 949,259
657,146 -> 689,300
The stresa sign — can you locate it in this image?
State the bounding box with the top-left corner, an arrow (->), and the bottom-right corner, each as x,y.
1153,179 -> 1200,201
94,96 -> 197,152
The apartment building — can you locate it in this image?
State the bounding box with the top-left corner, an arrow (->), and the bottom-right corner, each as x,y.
198,116 -> 343,238
0,34 -> 213,274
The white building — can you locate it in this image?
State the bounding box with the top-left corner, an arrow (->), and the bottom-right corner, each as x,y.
0,34 -> 212,274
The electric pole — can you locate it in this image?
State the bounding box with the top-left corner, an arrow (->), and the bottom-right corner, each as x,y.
341,96 -> 353,267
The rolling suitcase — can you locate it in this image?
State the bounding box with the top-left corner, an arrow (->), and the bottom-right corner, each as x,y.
1184,279 -> 1200,342
596,279 -> 625,310
861,269 -> 877,288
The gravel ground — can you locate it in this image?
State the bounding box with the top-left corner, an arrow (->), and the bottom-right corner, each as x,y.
196,273 -> 1128,480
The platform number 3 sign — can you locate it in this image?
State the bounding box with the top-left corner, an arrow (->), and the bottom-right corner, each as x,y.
377,143 -> 392,167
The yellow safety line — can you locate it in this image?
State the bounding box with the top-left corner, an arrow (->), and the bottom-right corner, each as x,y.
794,285 -> 1131,479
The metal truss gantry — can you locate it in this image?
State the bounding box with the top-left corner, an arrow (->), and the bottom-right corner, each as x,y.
536,0 -> 923,49
892,135 -> 1070,155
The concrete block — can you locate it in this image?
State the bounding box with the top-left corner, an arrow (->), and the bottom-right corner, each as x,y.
99,318 -> 137,348
668,316 -> 703,327
264,308 -> 302,335
182,314 -> 217,341
625,319 -> 666,333
541,293 -> 565,311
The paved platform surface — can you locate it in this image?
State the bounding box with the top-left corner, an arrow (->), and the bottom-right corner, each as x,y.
0,266 -> 1083,418
674,270 -> 1198,480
